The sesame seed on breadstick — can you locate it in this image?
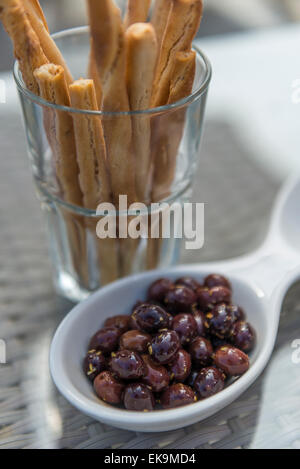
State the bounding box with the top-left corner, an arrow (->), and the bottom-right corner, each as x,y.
125,22 -> 158,202
0,0 -> 48,94
124,0 -> 151,29
22,0 -> 73,84
152,0 -> 202,107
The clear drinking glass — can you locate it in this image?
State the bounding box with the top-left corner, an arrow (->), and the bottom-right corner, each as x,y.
14,26 -> 211,303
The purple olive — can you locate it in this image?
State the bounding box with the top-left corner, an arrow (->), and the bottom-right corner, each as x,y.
194,367 -> 225,399
230,321 -> 256,353
192,309 -> 207,337
83,349 -> 107,382
123,383 -> 155,411
110,350 -> 145,380
142,355 -> 170,393
204,274 -> 231,291
172,313 -> 197,345
229,304 -> 246,322
104,315 -> 130,333
119,330 -> 152,354
175,276 -> 200,292
89,327 -> 121,355
214,345 -> 250,377
206,303 -> 235,339
168,349 -> 191,382
161,384 -> 197,409
149,330 -> 180,365
133,303 -> 172,333
165,286 -> 197,314
196,286 -> 231,311
189,337 -> 213,369
94,371 -> 124,404
147,278 -> 173,303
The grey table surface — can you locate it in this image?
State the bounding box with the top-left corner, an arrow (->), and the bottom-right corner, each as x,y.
0,103 -> 300,449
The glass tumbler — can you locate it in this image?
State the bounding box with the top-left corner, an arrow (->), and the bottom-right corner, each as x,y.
13,26 -> 211,303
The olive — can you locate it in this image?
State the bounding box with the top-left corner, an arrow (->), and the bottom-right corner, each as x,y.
94,371 -> 124,404
172,313 -> 197,345
110,350 -> 145,380
89,327 -> 121,355
161,384 -> 197,409
168,349 -> 191,382
165,286 -> 197,313
123,383 -> 155,411
83,349 -> 107,381
175,276 -> 200,292
230,321 -> 256,353
149,330 -> 180,365
133,303 -> 172,333
206,303 -> 235,339
196,286 -> 213,311
119,330 -> 151,354
204,274 -> 231,291
147,278 -> 173,303
194,367 -> 225,399
229,304 -> 246,322
197,286 -> 231,311
189,337 -> 213,369
214,345 -> 250,377
142,355 -> 170,392
104,315 -> 130,333
192,309 -> 207,337
209,286 -> 231,306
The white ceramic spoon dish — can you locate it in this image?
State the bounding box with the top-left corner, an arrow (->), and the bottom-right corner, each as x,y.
50,175 -> 300,432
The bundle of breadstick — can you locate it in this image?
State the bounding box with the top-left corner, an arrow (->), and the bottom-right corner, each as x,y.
0,0 -> 203,287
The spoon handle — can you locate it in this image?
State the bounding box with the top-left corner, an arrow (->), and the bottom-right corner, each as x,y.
230,250 -> 300,300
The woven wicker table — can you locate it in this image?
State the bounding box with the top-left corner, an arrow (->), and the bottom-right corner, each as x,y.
0,95 -> 300,449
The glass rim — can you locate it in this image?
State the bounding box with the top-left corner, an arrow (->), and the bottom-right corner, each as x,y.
38,180 -> 192,217
13,25 -> 212,117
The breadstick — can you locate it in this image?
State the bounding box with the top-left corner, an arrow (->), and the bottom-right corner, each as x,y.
69,79 -> 112,209
88,42 -> 103,108
22,0 -> 73,84
69,78 -> 119,284
27,0 -> 49,32
0,0 -> 48,94
86,0 -> 121,87
125,22 -> 158,202
34,64 -> 90,287
152,0 -> 202,107
124,0 -> 151,29
34,64 -> 82,206
152,50 -> 196,201
147,51 -> 196,269
87,0 -> 136,206
151,0 -> 172,49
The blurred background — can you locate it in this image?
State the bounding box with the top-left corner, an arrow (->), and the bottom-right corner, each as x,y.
1,0 -> 300,71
